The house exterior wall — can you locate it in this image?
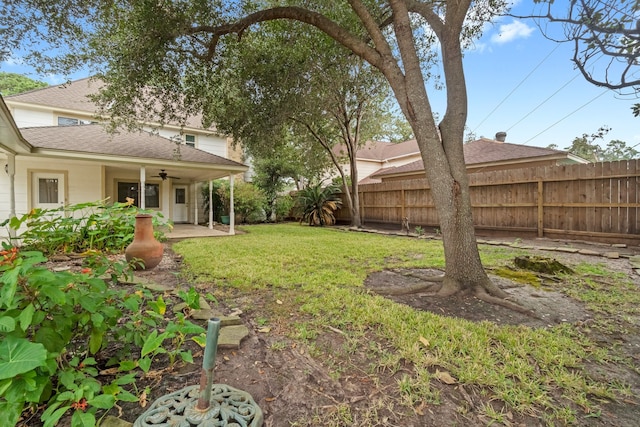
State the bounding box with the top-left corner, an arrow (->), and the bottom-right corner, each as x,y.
10,107 -> 55,128
153,128 -> 227,158
0,156 -> 104,238
355,160 -> 383,181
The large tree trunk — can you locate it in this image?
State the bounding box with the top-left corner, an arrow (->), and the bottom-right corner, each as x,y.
348,149 -> 362,228
383,0 -> 507,300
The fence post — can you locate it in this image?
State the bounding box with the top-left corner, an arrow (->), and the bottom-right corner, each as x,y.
537,179 -> 544,237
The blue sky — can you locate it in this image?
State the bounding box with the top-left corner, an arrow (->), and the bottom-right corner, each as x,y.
1,1 -> 637,150
455,1 -> 639,149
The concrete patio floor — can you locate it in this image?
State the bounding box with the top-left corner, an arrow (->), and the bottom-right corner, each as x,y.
166,223 -> 231,239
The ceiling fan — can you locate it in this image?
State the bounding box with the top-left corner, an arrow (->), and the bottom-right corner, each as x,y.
154,169 -> 181,181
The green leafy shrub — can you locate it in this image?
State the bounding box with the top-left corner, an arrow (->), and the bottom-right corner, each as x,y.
0,246 -> 204,427
274,194 -> 295,222
211,180 -> 266,224
295,184 -> 343,226
201,181 -> 225,223
2,200 -> 172,256
234,182 -> 266,223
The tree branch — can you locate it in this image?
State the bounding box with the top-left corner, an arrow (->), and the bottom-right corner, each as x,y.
184,6 -> 385,70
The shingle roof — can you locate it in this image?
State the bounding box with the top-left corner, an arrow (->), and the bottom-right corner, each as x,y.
356,139 -> 420,161
333,139 -> 420,161
7,77 -> 100,113
371,138 -> 570,178
464,138 -> 566,164
20,124 -> 244,167
7,78 -> 208,130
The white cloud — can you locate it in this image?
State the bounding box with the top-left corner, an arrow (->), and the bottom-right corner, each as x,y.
490,20 -> 534,44
43,74 -> 67,85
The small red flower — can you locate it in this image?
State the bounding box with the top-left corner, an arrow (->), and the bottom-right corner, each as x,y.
71,398 -> 88,411
81,268 -> 92,274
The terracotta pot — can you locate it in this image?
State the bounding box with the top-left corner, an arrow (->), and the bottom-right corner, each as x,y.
125,214 -> 163,270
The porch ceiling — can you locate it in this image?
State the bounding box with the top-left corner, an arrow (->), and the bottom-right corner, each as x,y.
105,164 -> 236,183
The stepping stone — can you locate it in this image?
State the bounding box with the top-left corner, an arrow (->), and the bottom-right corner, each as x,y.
198,296 -> 211,310
124,275 -> 173,292
191,308 -> 226,320
579,249 -> 601,256
629,255 -> 640,269
554,247 -> 579,253
604,252 -> 620,259
218,325 -> 250,349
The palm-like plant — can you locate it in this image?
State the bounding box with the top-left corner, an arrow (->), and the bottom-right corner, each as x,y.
296,183 -> 343,226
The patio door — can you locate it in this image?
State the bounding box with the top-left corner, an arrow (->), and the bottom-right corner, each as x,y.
173,185 -> 188,223
32,172 -> 65,210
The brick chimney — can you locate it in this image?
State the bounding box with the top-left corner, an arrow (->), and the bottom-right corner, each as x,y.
495,131 -> 507,142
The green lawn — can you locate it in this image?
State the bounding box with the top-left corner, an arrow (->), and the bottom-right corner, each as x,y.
173,223 -> 635,425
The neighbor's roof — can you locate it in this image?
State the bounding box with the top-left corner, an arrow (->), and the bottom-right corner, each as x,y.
6,77 -> 208,131
371,138 -> 584,178
334,139 -> 420,162
19,124 -> 245,168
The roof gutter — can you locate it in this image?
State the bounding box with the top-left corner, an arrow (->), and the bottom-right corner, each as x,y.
27,148 -> 248,172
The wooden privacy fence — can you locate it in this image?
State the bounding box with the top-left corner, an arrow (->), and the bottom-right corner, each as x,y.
336,160 -> 640,245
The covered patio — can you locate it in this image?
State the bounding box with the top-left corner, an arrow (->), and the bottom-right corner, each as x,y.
166,223 -> 231,240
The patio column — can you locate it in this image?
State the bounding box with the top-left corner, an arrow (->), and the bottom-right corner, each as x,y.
193,183 -> 198,225
139,166 -> 146,209
6,154 -> 16,238
229,174 -> 235,236
208,180 -> 214,229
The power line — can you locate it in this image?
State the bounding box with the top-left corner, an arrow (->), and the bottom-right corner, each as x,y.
522,89 -> 609,145
506,74 -> 580,132
472,43 -> 561,132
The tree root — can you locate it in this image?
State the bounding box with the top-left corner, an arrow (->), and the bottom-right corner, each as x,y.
370,281 -> 442,296
369,269 -> 539,317
473,290 -> 539,317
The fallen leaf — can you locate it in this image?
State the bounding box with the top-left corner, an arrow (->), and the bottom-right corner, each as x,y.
434,370 -> 457,385
99,367 -> 119,376
419,336 -> 430,347
257,327 -> 271,333
223,356 -> 230,361
276,299 -> 283,305
139,390 -> 147,408
265,397 -> 276,402
415,401 -> 427,415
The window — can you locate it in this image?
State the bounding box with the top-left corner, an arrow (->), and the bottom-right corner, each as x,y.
58,116 -> 95,126
117,182 -> 160,208
175,188 -> 186,204
38,178 -> 59,203
185,134 -> 196,147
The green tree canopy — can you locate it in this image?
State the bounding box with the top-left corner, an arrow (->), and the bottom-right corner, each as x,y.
549,126 -> 639,161
0,72 -> 47,96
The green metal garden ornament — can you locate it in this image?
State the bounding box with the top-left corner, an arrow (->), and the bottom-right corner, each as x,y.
134,318 -> 264,427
